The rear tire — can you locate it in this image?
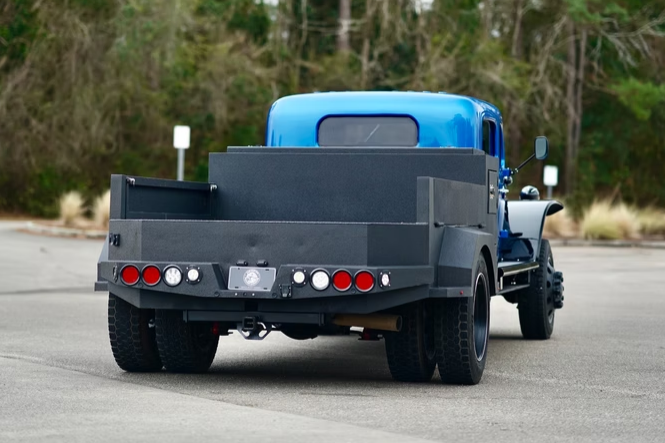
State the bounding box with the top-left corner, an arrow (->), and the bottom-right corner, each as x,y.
434,255 -> 490,385
385,301 -> 436,382
518,239 -> 555,340
155,309 -> 219,373
108,293 -> 163,372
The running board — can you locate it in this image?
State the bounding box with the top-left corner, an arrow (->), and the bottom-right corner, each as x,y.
498,261 -> 539,277
497,261 -> 538,294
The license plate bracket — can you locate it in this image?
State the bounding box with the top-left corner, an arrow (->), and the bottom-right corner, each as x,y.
227,266 -> 277,292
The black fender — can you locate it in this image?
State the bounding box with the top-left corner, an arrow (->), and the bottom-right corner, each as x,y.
505,200 -> 564,261
436,226 -> 497,296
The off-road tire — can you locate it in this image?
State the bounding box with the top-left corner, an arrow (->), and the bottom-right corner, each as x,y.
108,293 -> 163,372
385,301 -> 436,382
518,239 -> 555,340
434,255 -> 490,385
155,309 -> 219,373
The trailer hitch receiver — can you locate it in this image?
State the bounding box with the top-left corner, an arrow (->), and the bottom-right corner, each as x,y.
237,316 -> 272,340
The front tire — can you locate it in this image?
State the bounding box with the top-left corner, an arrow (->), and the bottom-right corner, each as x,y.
108,293 -> 163,372
385,301 -> 436,382
155,310 -> 219,373
518,239 -> 556,340
434,255 -> 491,385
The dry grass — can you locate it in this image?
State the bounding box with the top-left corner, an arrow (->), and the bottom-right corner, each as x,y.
613,203 -> 642,240
637,207 -> 665,236
580,200 -> 641,240
58,191 -> 85,227
93,189 -> 111,229
542,207 -> 577,239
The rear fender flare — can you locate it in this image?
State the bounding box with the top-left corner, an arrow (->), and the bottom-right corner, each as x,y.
437,227 -> 497,296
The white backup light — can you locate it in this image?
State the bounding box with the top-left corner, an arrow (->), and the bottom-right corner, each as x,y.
310,270 -> 330,291
293,270 -> 306,285
187,268 -> 200,282
380,273 -> 391,287
164,267 -> 183,286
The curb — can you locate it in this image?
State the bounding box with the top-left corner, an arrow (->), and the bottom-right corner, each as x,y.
22,221 -> 107,240
548,238 -> 665,249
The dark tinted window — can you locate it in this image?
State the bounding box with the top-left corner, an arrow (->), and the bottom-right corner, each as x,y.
318,116 -> 418,147
482,119 -> 495,155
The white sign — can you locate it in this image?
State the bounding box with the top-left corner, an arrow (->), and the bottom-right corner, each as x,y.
543,165 -> 558,187
173,125 -> 191,149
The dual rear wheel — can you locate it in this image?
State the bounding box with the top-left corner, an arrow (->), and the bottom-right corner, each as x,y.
108,294 -> 218,373
385,240 -> 561,384
385,255 -> 491,385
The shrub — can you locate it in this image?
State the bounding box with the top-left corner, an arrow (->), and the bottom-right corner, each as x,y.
542,207 -> 577,239
613,203 -> 642,240
580,200 -> 641,240
59,191 -> 84,227
637,207 -> 665,236
93,189 -> 111,229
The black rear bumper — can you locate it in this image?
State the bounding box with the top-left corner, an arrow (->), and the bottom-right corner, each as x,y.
102,282 -> 470,325
97,260 -> 434,300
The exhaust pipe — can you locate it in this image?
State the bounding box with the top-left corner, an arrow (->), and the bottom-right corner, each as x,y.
332,314 -> 402,332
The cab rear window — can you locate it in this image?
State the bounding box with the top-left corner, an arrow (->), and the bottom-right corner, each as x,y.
318,116 -> 418,147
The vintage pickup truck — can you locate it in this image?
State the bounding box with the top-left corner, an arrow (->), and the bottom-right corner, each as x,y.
96,91 -> 565,385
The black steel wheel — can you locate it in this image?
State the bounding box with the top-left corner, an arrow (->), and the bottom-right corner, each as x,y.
108,293 -> 163,372
434,255 -> 491,385
385,300 -> 436,382
518,239 -> 556,340
155,309 -> 219,373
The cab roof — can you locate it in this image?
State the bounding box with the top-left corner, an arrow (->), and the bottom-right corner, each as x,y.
265,91 -> 502,148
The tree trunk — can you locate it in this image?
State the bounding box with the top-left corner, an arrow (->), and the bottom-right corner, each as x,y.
508,0 -> 524,168
565,24 -> 586,196
573,29 -> 587,160
413,0 -> 426,89
481,0 -> 493,39
337,0 -> 351,53
293,0 -> 308,92
565,18 -> 577,195
510,0 -> 523,59
360,0 -> 371,89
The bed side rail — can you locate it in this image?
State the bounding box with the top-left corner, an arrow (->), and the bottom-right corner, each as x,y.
110,174 -> 215,220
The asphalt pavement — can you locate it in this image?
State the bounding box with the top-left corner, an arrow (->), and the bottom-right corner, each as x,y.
0,221 -> 664,442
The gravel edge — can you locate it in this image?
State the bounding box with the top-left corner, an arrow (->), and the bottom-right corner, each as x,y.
548,238 -> 665,249
19,221 -> 665,248
22,221 -> 107,239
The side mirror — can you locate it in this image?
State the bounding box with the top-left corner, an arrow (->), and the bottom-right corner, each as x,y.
535,136 -> 549,160
508,135 -> 550,181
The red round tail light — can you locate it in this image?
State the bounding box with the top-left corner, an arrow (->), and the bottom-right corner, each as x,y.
142,265 -> 161,286
355,271 -> 375,292
332,270 -> 353,291
120,265 -> 140,286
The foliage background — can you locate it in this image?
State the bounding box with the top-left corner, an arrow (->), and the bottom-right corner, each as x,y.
1,0 -> 664,217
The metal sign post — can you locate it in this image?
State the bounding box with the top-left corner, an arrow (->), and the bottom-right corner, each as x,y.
543,165 -> 558,200
173,125 -> 191,181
